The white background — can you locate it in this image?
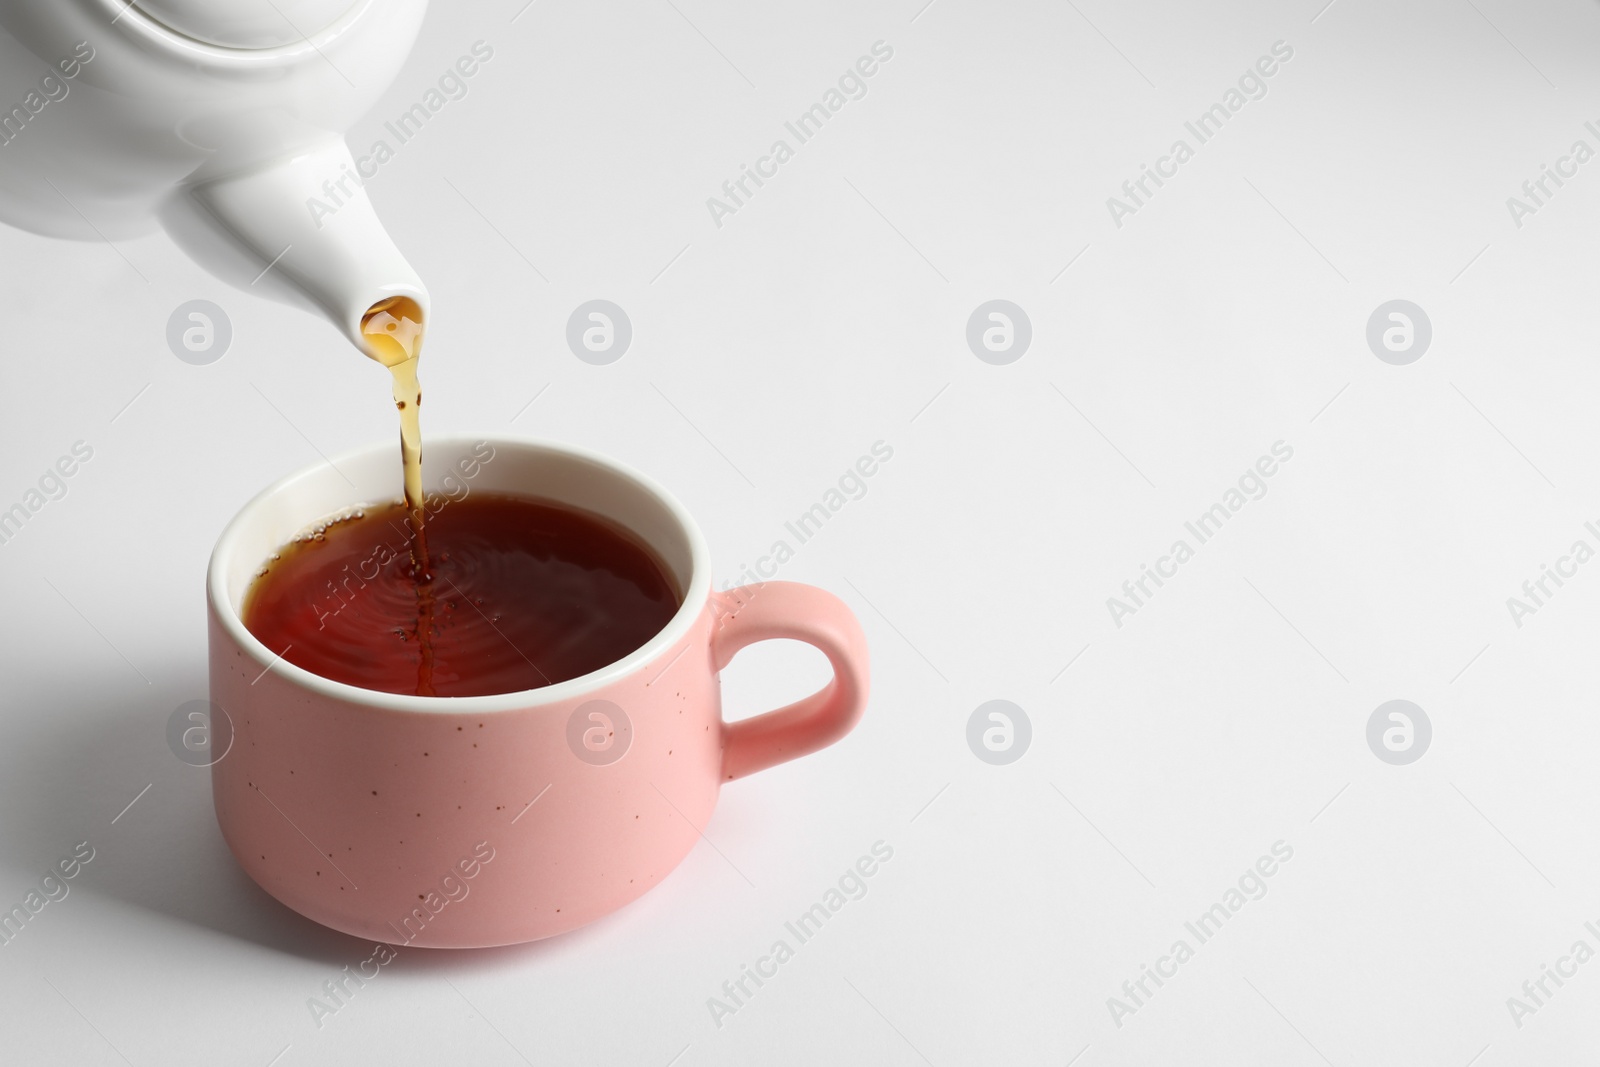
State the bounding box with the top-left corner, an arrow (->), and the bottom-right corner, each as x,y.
3,0 -> 1600,1063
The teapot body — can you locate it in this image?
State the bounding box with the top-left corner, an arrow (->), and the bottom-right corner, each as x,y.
0,0 -> 431,346
0,0 -> 424,237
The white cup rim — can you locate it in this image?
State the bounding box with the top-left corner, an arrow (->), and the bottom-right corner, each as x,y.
207,434 -> 713,714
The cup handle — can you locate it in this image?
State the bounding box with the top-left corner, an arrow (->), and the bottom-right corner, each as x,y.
710,581 -> 870,782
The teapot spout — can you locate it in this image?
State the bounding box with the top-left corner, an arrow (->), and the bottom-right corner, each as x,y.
160,138 -> 428,352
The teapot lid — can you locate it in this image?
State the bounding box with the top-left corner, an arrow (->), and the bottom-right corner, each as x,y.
132,0 -> 360,49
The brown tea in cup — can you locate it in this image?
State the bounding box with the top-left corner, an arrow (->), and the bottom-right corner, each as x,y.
242,492 -> 680,697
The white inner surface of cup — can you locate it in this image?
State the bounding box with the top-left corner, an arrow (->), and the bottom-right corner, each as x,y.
208,435 -> 710,711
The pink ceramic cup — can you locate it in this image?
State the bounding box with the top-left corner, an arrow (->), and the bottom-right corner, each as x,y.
207,435 -> 869,948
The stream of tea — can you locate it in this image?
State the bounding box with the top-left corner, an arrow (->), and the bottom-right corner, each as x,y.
244,296 -> 685,698
358,296 -> 437,695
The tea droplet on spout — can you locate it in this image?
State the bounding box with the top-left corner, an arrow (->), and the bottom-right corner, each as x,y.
360,296 -> 424,367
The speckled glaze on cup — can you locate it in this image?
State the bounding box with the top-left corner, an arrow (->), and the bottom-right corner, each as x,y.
207,436 -> 869,948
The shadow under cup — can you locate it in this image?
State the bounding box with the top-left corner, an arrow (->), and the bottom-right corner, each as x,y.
207,436 -> 869,948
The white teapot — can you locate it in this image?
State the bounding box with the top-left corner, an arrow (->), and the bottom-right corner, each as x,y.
0,0 -> 430,348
